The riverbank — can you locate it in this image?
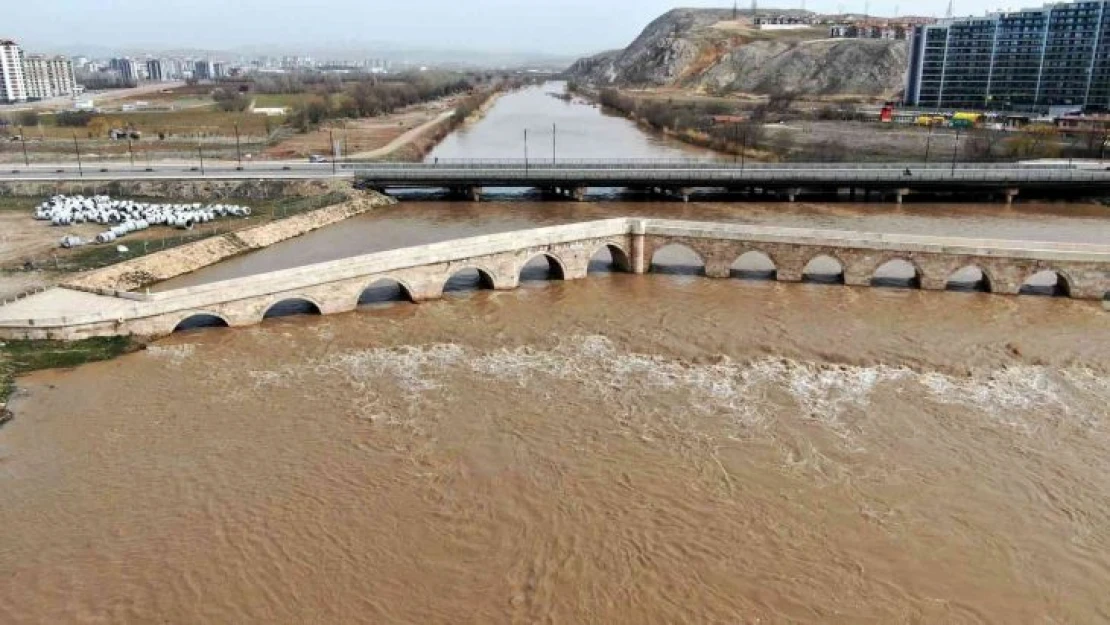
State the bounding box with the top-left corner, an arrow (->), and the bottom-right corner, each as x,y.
385,88 -> 507,162
0,335 -> 143,417
569,84 -> 764,161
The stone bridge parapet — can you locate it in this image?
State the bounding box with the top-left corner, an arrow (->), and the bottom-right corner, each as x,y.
0,218 -> 1105,340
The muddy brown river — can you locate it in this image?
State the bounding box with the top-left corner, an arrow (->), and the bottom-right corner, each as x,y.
2,82 -> 1110,624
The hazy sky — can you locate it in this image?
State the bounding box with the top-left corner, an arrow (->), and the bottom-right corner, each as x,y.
10,0 -> 993,56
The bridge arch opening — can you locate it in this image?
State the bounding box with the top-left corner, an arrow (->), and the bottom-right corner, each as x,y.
730,251 -> 777,281
358,278 -> 416,308
173,314 -> 230,333
650,243 -> 705,276
871,259 -> 921,289
802,255 -> 845,284
263,298 -> 323,319
588,244 -> 632,274
946,266 -> 992,293
519,253 -> 567,283
444,267 -> 497,296
1020,270 -> 1071,297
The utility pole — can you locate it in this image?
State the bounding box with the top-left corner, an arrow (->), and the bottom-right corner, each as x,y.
128,137 -> 135,168
18,126 -> 28,167
73,134 -> 83,177
234,122 -> 243,168
552,124 -> 556,165
524,128 -> 529,171
198,141 -> 205,176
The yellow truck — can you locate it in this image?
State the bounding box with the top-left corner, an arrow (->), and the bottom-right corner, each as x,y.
950,112 -> 984,128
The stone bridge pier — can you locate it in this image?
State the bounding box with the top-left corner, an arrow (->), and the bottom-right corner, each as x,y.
637,233 -> 1108,299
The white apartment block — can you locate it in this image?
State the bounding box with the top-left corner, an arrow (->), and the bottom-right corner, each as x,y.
23,54 -> 76,99
0,39 -> 28,103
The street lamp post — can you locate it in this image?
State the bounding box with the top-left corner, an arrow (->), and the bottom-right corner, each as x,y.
740,127 -> 748,172
924,124 -> 934,164
552,123 -> 556,165
128,137 -> 135,168
234,122 -> 243,168
329,129 -> 336,175
18,126 -> 28,167
198,141 -> 205,176
950,128 -> 962,175
72,134 -> 83,177
524,128 -> 529,172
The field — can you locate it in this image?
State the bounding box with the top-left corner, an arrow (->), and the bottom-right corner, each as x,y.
253,93 -> 325,109
265,96 -> 459,159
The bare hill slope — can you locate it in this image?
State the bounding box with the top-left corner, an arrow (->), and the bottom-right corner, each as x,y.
567,8 -> 907,98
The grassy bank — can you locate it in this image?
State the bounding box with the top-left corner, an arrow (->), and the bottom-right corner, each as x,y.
0,336 -> 142,409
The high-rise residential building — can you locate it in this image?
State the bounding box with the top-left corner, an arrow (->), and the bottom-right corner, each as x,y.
905,0 -> 1110,110
146,59 -> 164,81
116,58 -> 139,82
22,54 -> 76,99
0,39 -> 28,103
194,59 -> 213,80
212,61 -> 227,78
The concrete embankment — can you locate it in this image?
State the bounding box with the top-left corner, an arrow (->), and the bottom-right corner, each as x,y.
63,190 -> 395,293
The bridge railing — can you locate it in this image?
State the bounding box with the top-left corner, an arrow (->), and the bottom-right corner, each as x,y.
341,159 -> 1086,171
352,168 -> 1110,184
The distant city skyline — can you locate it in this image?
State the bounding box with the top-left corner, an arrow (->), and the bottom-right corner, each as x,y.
8,0 -> 1004,57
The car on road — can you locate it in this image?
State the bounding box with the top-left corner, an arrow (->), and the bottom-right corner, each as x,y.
308,155 -> 329,163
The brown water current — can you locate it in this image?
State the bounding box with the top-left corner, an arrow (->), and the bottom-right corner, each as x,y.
4,80 -> 1110,624
3,276 -> 1110,623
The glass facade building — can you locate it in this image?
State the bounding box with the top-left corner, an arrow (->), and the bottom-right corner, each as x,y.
905,0 -> 1110,110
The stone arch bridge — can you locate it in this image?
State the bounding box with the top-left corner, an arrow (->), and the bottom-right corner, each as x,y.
0,218 -> 1106,340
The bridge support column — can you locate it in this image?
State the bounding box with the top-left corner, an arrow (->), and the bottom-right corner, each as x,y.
679,188 -> 692,203
844,269 -> 872,288
705,260 -> 732,279
631,221 -> 647,274
895,188 -> 909,205
1004,188 -> 1019,205
920,274 -> 948,291
787,188 -> 800,203
468,186 -> 482,202
776,268 -> 804,283
570,186 -> 586,202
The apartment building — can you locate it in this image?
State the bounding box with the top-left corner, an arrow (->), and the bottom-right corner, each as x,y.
146,59 -> 164,81
906,0 -> 1110,110
0,39 -> 28,103
23,54 -> 76,99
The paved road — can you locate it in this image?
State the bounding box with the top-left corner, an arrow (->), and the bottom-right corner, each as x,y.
1,160 -> 1108,191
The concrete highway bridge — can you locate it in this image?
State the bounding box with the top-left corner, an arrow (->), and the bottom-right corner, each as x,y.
0,218 -> 1106,340
352,160 -> 1110,202
4,160 -> 1110,203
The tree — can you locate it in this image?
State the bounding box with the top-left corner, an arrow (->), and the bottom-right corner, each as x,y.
87,116 -> 110,138
17,110 -> 40,127
212,88 -> 250,113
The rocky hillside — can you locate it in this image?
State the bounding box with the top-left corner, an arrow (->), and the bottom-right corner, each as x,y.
567,8 -> 907,97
